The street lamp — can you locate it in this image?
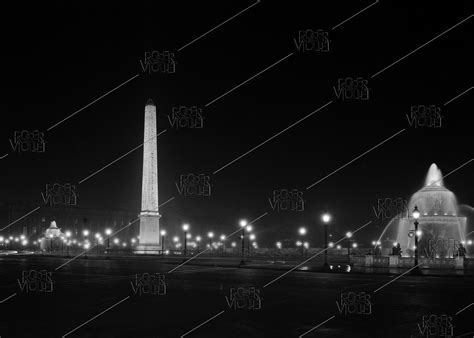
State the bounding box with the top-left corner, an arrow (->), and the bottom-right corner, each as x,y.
298,227 -> 307,258
183,224 -> 191,257
196,235 -> 201,252
346,232 -> 353,262
239,219 -> 247,265
65,231 -> 72,256
411,205 -> 422,275
160,230 -> 166,255
208,232 -> 214,253
248,234 -> 256,257
296,240 -> 303,258
276,241 -> 282,249
48,234 -> 54,252
182,224 -> 190,256
220,235 -> 226,254
105,228 -> 112,254
322,213 -> 331,269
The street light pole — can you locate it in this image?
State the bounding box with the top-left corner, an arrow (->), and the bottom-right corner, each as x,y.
298,227 -> 307,259
346,232 -> 353,263
248,234 -> 256,258
411,206 -> 422,275
239,220 -> 247,266
182,224 -> 190,257
65,231 -> 71,257
322,213 -> 331,270
105,228 -> 112,255
208,232 -> 214,254
241,230 -> 245,263
160,230 -> 166,255
196,236 -> 201,253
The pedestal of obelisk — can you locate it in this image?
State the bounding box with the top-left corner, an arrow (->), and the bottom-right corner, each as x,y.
135,98 -> 161,254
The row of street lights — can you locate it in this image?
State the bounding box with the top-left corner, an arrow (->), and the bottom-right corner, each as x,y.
157,222 -> 258,258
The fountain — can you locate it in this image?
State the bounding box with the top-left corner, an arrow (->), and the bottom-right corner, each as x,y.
40,221 -> 65,251
382,164 -> 467,259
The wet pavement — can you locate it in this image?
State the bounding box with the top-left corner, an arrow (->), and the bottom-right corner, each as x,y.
1,255 -> 473,337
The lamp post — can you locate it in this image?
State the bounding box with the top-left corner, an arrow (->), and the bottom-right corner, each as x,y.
160,230 -> 166,255
249,234 -> 256,257
105,228 -> 112,255
411,206 -> 422,275
346,232 -> 352,262
298,227 -> 306,258
239,220 -> 247,265
65,231 -> 71,256
220,235 -> 226,255
303,242 -> 309,257
207,232 -> 214,255
49,234 -> 54,253
182,224 -> 189,256
196,236 -> 201,252
322,213 -> 331,270
296,240 -> 303,258
173,236 -> 179,253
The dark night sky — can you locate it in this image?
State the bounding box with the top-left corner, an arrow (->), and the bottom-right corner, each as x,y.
0,1 -> 472,246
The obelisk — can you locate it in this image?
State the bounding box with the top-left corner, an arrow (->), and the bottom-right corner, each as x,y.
135,98 -> 161,254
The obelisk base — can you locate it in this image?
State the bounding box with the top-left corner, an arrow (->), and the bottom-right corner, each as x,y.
134,212 -> 161,255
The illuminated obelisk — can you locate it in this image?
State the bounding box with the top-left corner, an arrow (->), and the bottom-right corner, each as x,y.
135,98 -> 161,254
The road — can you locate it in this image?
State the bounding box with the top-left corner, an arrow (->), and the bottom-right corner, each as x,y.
1,255 -> 473,337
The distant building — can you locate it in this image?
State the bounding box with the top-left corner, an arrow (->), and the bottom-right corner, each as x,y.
2,202 -> 139,240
